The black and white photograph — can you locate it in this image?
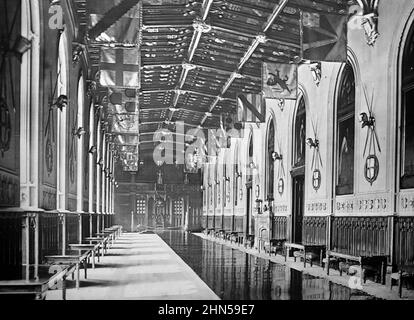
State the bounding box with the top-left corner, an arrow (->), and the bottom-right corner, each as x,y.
1,0 -> 414,308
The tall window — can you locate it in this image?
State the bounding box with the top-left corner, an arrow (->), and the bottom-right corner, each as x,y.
267,120 -> 275,198
293,98 -> 306,168
336,64 -> 355,195
401,24 -> 414,189
57,32 -> 68,209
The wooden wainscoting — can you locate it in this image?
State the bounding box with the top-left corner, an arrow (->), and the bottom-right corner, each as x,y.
394,216 -> 414,266
0,212 -> 24,280
331,216 -> 390,257
39,212 -> 61,261
234,216 -> 244,233
223,216 -> 232,230
66,213 -> 80,249
207,216 -> 215,229
214,216 -> 223,231
303,216 -> 328,246
272,216 -> 287,240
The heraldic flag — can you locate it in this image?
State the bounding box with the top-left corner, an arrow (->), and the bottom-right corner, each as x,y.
87,0 -> 141,44
108,88 -> 139,113
301,11 -> 347,62
100,47 -> 140,88
262,62 -> 298,100
237,93 -> 266,123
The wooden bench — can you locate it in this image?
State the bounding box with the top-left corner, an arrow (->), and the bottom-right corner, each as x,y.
285,243 -> 325,268
391,264 -> 414,298
0,280 -> 49,300
326,251 -> 387,285
45,253 -> 90,290
69,244 -> 100,269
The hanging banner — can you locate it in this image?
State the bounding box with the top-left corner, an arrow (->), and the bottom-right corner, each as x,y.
87,0 -> 142,45
301,11 -> 347,62
108,88 -> 139,113
236,93 -> 266,123
262,62 -> 298,100
100,47 -> 141,88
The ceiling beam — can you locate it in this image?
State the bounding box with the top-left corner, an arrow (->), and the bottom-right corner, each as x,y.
141,63 -> 261,80
201,0 -> 289,125
169,0 -> 214,119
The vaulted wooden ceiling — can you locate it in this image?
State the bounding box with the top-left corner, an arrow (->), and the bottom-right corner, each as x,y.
72,0 -> 350,163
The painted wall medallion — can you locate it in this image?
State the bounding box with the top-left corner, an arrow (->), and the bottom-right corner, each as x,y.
278,178 -> 284,195
312,169 -> 321,190
364,154 -> 379,185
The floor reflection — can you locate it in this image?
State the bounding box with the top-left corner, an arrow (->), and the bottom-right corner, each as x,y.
158,231 -> 377,300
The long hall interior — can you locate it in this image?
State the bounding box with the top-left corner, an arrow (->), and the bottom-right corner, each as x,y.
0,0 -> 414,300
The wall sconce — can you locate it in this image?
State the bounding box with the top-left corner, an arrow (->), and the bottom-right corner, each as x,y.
73,127 -> 87,139
51,95 -> 68,111
236,171 -> 242,178
239,188 -> 243,201
306,138 -> 319,149
97,158 -> 103,166
88,146 -> 97,154
200,185 -> 205,191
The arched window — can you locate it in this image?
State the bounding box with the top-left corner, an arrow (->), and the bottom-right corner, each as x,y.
266,120 -> 275,198
76,75 -> 85,211
401,24 -> 414,189
56,32 -> 68,209
293,98 -> 306,168
336,64 -> 355,195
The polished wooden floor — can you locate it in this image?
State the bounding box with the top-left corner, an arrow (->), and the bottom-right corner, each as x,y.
46,233 -> 219,300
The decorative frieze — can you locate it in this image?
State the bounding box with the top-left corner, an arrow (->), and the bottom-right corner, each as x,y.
335,193 -> 390,214
398,191 -> 414,215
273,204 -> 288,214
306,200 -> 328,213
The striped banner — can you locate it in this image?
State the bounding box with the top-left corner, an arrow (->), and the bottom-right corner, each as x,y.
236,93 -> 266,123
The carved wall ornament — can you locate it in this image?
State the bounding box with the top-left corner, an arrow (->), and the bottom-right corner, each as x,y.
357,0 -> 380,46
307,117 -> 323,190
360,84 -> 381,185
277,99 -> 285,111
278,178 -> 284,195
72,44 -> 83,64
309,62 -> 322,86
